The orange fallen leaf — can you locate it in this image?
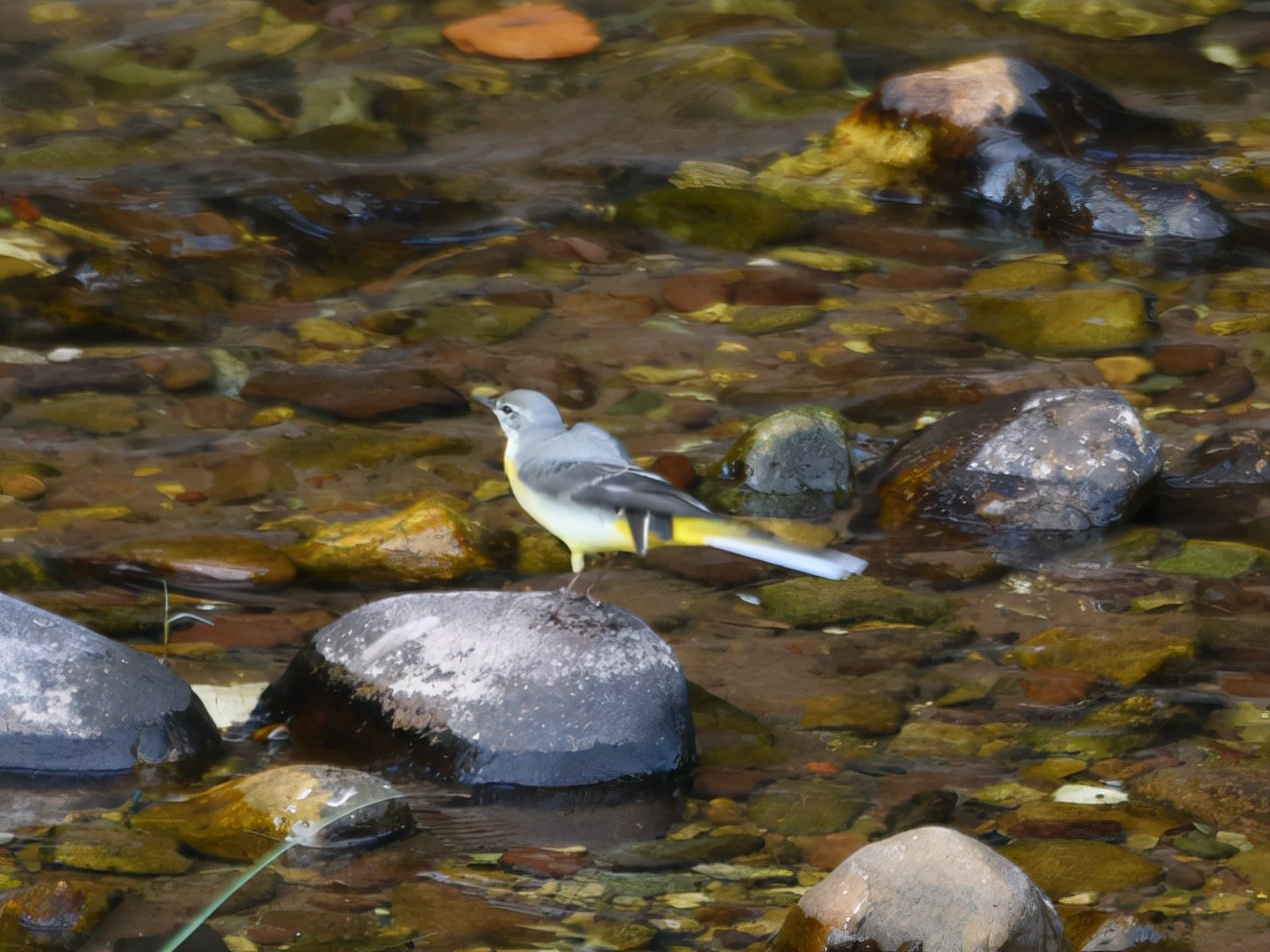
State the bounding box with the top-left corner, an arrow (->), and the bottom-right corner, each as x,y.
443,2 -> 601,60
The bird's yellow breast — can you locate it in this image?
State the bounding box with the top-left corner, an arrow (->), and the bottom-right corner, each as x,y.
504,454 -> 636,556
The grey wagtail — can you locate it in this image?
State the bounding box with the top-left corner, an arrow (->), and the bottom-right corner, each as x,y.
479,389 -> 868,580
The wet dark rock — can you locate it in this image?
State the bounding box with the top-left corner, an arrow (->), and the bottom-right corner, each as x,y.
1151,343 -> 1225,375
1171,830 -> 1239,860
1165,428 -> 1270,490
241,365 -> 468,420
1156,364 -> 1256,410
773,826 -> 1069,952
1153,429 -> 1270,533
879,388 -> 1162,532
763,55 -> 1229,242
0,879 -> 124,950
598,832 -> 765,871
884,789 -> 958,834
877,57 -> 1229,241
0,592 -> 220,775
4,357 -> 150,395
255,592 -> 696,787
704,406 -> 855,518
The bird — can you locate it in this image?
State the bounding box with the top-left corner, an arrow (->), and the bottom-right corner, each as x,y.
478,389 -> 867,583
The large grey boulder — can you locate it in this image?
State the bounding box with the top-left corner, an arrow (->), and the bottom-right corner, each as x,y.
254,591 -> 696,787
0,592 -> 221,775
880,388 -> 1161,532
774,826 -> 1070,952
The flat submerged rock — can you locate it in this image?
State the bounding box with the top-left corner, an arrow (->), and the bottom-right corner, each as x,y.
255,591 -> 697,788
0,592 -> 221,775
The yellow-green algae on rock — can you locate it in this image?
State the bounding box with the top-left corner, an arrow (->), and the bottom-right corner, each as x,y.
284,492 -> 498,585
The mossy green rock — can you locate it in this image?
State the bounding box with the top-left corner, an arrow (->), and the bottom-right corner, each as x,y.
730,305 -> 823,336
266,427 -> 466,470
998,840 -> 1161,898
1011,623 -> 1198,686
801,691 -> 907,734
1153,539 -> 1270,578
1228,846 -> 1270,893
403,304 -> 543,344
44,824 -> 192,875
32,394 -> 143,435
996,798 -> 1187,839
0,879 -> 122,949
888,720 -> 999,758
617,186 -> 810,252
760,575 -> 950,627
748,779 -> 867,835
963,285 -> 1151,355
1016,697 -> 1197,761
285,494 -> 496,585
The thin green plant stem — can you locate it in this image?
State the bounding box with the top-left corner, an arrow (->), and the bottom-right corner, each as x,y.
155,790 -> 403,952
156,838 -> 290,952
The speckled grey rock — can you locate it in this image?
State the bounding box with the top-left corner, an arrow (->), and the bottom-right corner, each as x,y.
880,388 -> 1161,532
255,591 -> 696,787
774,826 -> 1070,952
0,592 -> 221,775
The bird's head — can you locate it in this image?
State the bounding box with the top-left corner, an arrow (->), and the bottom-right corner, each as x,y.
476,389 -> 566,445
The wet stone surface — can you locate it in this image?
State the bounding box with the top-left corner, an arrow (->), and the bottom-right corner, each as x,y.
255,591 -> 696,787
0,592 -> 220,775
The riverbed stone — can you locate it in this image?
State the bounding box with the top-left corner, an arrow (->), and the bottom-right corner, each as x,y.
110,535 -> 297,588
704,406 -> 854,519
1010,622 -> 1198,686
964,286 -> 1152,356
760,575 -> 950,627
254,591 -> 696,787
997,840 -> 1161,899
879,388 -> 1161,532
283,493 -> 498,585
774,825 -> 1069,952
1129,760 -> 1270,843
748,779 -> 867,836
241,365 -> 469,420
132,764 -> 412,861
0,592 -> 221,775
0,879 -> 124,950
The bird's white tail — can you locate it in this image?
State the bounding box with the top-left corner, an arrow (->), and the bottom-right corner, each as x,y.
703,532 -> 867,580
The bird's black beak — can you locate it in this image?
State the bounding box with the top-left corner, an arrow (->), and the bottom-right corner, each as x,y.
473,394 -> 496,410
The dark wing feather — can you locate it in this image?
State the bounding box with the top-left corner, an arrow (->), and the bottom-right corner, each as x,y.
519,457 -> 714,555
569,465 -> 713,517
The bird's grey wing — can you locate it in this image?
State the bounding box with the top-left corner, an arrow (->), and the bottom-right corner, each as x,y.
573,464 -> 713,555
517,425 -> 713,555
